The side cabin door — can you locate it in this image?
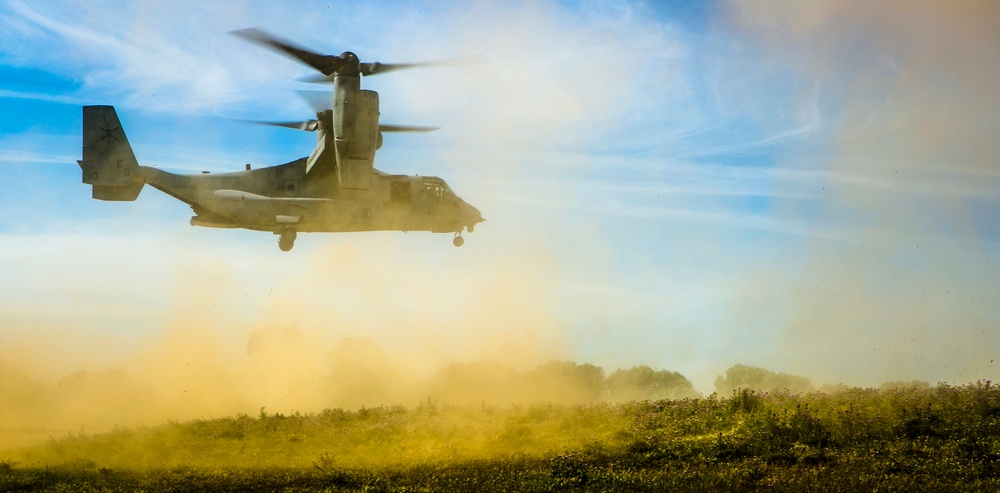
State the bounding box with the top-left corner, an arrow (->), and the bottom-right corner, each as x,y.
380,176 -> 414,231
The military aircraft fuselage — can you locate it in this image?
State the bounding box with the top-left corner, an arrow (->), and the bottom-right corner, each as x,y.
139,158 -> 482,236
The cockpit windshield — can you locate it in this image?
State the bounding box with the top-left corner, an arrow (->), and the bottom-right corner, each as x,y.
423,177 -> 456,200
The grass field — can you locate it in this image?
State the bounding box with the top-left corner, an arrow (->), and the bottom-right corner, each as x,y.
2,382 -> 999,491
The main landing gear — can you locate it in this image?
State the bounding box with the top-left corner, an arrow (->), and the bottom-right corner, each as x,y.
278,229 -> 297,252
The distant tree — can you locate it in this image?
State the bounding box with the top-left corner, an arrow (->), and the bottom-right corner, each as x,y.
714,364 -> 814,395
523,361 -> 605,404
604,366 -> 700,401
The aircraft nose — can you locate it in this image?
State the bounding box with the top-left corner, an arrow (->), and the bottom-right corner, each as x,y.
461,201 -> 484,228
467,203 -> 484,223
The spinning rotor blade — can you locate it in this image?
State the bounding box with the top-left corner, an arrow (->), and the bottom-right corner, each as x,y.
361,53 -> 489,76
295,90 -> 333,113
232,118 -> 320,132
299,53 -> 490,82
235,108 -> 435,134
234,27 -> 487,81
230,27 -> 345,75
379,124 -> 440,133
259,120 -> 321,131
241,120 -> 436,133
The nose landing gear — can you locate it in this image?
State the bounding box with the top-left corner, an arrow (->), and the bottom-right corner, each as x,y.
278,229 -> 297,252
453,232 -> 464,247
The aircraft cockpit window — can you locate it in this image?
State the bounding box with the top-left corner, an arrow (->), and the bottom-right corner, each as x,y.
423,179 -> 455,200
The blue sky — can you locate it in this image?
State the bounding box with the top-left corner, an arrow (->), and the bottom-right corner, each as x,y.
1,0 -> 999,414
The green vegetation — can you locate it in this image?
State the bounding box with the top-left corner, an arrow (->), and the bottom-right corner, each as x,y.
2,381 -> 998,491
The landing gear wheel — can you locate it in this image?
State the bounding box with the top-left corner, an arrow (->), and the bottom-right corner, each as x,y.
278,230 -> 297,252
453,234 -> 465,247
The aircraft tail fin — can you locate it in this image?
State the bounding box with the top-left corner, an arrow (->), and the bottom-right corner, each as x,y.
80,105 -> 144,201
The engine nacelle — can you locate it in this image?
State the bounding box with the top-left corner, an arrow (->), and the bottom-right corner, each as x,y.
332,87 -> 379,189
333,82 -> 380,161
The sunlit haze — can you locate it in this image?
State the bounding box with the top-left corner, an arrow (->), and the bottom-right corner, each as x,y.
1,0 -> 998,442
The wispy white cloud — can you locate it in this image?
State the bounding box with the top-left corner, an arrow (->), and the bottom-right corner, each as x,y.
0,89 -> 87,106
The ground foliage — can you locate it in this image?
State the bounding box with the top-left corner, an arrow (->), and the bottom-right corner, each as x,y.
2,382 -> 999,491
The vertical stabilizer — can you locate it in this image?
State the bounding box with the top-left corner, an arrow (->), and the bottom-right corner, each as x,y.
80,105 -> 144,201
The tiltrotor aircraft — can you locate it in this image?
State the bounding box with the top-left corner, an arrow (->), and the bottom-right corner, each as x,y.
78,28 -> 484,251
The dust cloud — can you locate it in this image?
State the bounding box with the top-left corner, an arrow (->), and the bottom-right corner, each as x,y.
0,236 -> 574,448
722,1 -> 1000,385
0,235 -> 700,449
